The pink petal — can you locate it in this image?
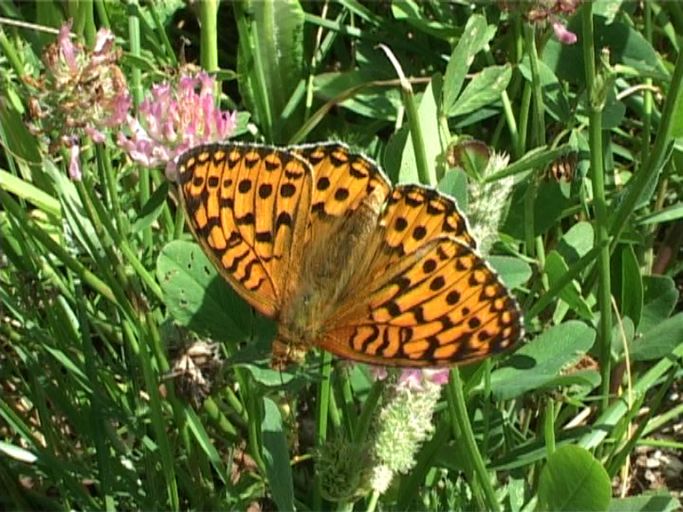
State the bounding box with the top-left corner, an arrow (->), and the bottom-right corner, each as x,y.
369,366 -> 389,381
165,160 -> 179,182
69,144 -> 82,181
426,369 -> 450,386
58,21 -> 78,71
105,93 -> 131,126
398,369 -> 423,389
552,21 -> 577,45
93,28 -> 114,55
85,125 -> 106,143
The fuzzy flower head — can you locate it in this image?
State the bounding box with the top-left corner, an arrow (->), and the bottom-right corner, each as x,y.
26,20 -> 131,180
117,71 -> 237,181
317,439 -> 372,502
466,152 -> 513,256
369,368 -> 449,493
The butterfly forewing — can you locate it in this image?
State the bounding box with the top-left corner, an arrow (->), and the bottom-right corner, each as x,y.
382,185 -> 476,249
293,143 -> 392,217
176,143 -> 312,317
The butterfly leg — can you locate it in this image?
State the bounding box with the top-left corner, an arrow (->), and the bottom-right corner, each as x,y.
271,337 -> 308,370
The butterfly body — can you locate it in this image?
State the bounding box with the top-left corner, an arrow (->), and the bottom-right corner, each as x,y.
176,142 -> 522,369
275,181 -> 387,367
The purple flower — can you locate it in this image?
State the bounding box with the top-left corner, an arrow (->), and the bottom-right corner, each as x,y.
117,71 -> 237,181
552,21 -> 578,45
397,368 -> 450,389
26,20 -> 131,180
370,366 -> 450,388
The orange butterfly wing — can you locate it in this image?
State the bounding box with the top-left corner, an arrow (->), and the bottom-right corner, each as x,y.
176,143 -> 312,317
319,185 -> 523,367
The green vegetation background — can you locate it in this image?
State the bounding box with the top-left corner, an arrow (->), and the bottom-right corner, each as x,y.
0,1 -> 682,510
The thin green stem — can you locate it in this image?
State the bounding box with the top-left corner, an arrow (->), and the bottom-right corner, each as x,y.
81,176 -> 164,302
0,29 -> 24,76
354,380 -> 383,443
147,2 -> 176,63
366,490 -> 380,512
379,44 -> 433,185
127,2 -> 150,249
233,2 -> 274,141
138,315 -> 179,510
605,367 -> 676,477
314,351 -> 333,510
524,25 -> 546,147
94,0 -> 110,28
199,0 -> 219,75
447,370 -> 500,512
544,399 -> 556,457
580,342 -> 683,450
582,3 -> 613,412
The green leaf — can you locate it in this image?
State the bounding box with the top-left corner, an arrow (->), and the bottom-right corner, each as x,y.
503,181 -> 573,239
384,126 -> 410,183
537,445 -> 611,512
131,181 -> 169,233
397,74 -> 441,185
43,160 -> 103,260
608,492 -> 681,512
449,64 -> 511,118
156,240 -> 252,342
611,316 -> 635,360
236,0 -> 305,141
593,0 -> 626,24
241,363 -> 298,388
518,58 -> 570,122
600,89 -> 627,130
637,202 -> 683,225
545,251 -> 594,320
639,276 -> 678,334
543,369 -> 601,396
262,397 -> 295,511
630,313 -> 683,361
556,221 -> 594,265
184,407 -> 227,484
612,244 -> 643,327
543,16 -> 668,83
442,15 -> 493,114
487,256 -> 532,290
0,97 -> 41,166
437,169 -> 468,211
391,0 -> 454,40
314,70 -> 402,121
0,169 -> 61,219
490,321 -> 596,400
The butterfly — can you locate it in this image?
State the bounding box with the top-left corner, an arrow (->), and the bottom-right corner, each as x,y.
175,142 -> 523,369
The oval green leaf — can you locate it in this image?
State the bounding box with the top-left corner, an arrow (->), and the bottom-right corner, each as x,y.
538,445 -> 611,511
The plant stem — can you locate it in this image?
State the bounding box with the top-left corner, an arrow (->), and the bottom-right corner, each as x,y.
582,3 -> 613,412
314,351 -> 333,510
447,370 -> 500,512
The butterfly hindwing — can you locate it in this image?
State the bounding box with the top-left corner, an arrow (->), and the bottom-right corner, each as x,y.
323,186 -> 522,367
323,237 -> 522,366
